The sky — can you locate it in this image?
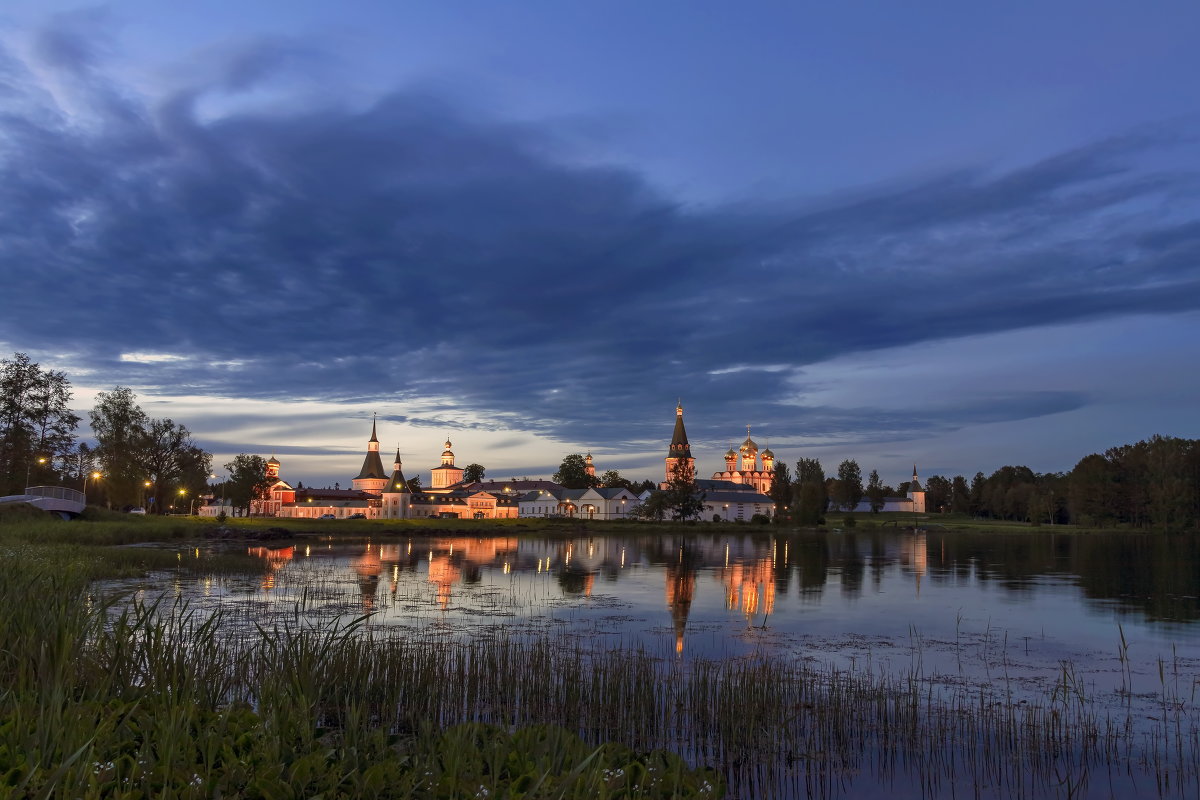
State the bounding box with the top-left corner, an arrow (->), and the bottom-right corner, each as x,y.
1,1 -> 1198,489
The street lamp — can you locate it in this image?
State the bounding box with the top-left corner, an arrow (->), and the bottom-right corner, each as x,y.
190,494 -> 202,515
24,456 -> 47,492
177,487 -> 187,515
210,472 -> 226,507
83,471 -> 102,504
142,480 -> 152,511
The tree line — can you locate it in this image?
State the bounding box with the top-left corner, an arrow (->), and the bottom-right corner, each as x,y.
4,352 -> 1197,527
766,435 -> 1200,531
0,352 -> 275,514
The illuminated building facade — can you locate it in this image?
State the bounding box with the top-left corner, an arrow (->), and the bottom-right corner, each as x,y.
216,420 -> 519,520
711,427 -> 775,494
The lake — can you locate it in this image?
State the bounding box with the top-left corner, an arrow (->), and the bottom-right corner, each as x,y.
131,525 -> 1200,798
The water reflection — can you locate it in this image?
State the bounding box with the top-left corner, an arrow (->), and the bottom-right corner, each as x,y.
244,530 -> 1200,628
229,528 -> 1200,713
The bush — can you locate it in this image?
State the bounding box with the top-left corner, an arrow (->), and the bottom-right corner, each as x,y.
842,513 -> 857,528
713,514 -> 722,523
750,513 -> 771,525
0,502 -> 47,523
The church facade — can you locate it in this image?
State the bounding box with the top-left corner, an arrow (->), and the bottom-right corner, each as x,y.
663,403 -> 777,520
711,428 -> 775,494
214,419 -> 520,520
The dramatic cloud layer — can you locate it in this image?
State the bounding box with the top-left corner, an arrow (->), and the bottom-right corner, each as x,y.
2,22 -> 1198,473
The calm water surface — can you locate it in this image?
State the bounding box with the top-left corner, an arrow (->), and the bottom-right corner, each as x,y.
152,527 -> 1200,713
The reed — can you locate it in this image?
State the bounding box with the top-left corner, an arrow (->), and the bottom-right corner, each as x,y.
0,549 -> 723,799
3,522 -> 1199,798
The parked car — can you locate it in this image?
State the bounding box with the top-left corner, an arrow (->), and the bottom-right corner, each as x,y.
128,507 -> 147,515
318,513 -> 337,520
346,513 -> 367,519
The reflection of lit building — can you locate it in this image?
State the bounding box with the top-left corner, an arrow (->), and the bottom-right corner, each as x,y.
247,544 -> 295,590
425,537 -> 519,608
899,532 -> 928,596
665,563 -> 696,655
718,557 -> 776,623
427,555 -> 458,609
352,544 -> 382,611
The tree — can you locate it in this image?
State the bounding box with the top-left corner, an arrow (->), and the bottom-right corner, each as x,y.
661,460 -> 705,521
925,475 -> 952,513
553,454 -> 600,489
0,353 -> 80,494
225,455 -> 273,517
632,492 -> 668,521
969,472 -> 986,517
769,461 -> 793,520
600,469 -> 633,490
408,475 -> 423,494
950,475 -> 970,514
90,387 -> 151,508
795,458 -> 826,526
141,418 -> 211,514
832,459 -> 863,511
91,387 -> 211,513
866,469 -> 885,513
463,463 -> 486,483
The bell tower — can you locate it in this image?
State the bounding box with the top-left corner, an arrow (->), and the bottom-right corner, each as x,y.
352,415 -> 389,494
664,402 -> 695,485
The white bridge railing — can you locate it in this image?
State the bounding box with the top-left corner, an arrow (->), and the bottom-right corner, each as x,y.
23,485 -> 85,504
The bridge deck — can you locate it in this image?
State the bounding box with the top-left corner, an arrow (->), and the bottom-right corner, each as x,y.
0,486 -> 86,517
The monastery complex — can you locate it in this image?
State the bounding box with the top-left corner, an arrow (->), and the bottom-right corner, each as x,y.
201,403 -> 924,521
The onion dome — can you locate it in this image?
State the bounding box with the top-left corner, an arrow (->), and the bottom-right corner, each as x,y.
739,425 -> 758,454
725,445 -> 737,458
267,455 -> 280,466
761,447 -> 774,459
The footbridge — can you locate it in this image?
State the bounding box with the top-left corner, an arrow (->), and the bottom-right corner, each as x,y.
0,485 -> 86,519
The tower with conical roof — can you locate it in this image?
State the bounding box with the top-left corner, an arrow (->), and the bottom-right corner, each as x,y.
664,402 -> 695,484
585,452 -> 596,479
352,416 -> 389,494
908,465 -> 926,513
381,448 -> 412,519
266,456 -> 281,479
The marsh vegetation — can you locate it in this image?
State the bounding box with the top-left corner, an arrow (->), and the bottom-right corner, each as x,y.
2,513 -> 1198,798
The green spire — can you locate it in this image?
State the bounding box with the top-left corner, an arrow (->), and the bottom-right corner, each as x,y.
668,402 -> 692,459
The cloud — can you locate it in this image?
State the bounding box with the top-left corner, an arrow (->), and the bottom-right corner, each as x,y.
1,24 -> 1198,455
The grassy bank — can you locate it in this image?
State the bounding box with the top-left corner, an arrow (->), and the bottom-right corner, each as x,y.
0,547 -> 723,799
2,516 -> 1198,798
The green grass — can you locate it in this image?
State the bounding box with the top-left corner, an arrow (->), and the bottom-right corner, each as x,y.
3,513 -> 1196,797
0,548 -> 723,799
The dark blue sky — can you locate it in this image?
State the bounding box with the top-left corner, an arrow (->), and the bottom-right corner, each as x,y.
1,2 -> 1198,487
